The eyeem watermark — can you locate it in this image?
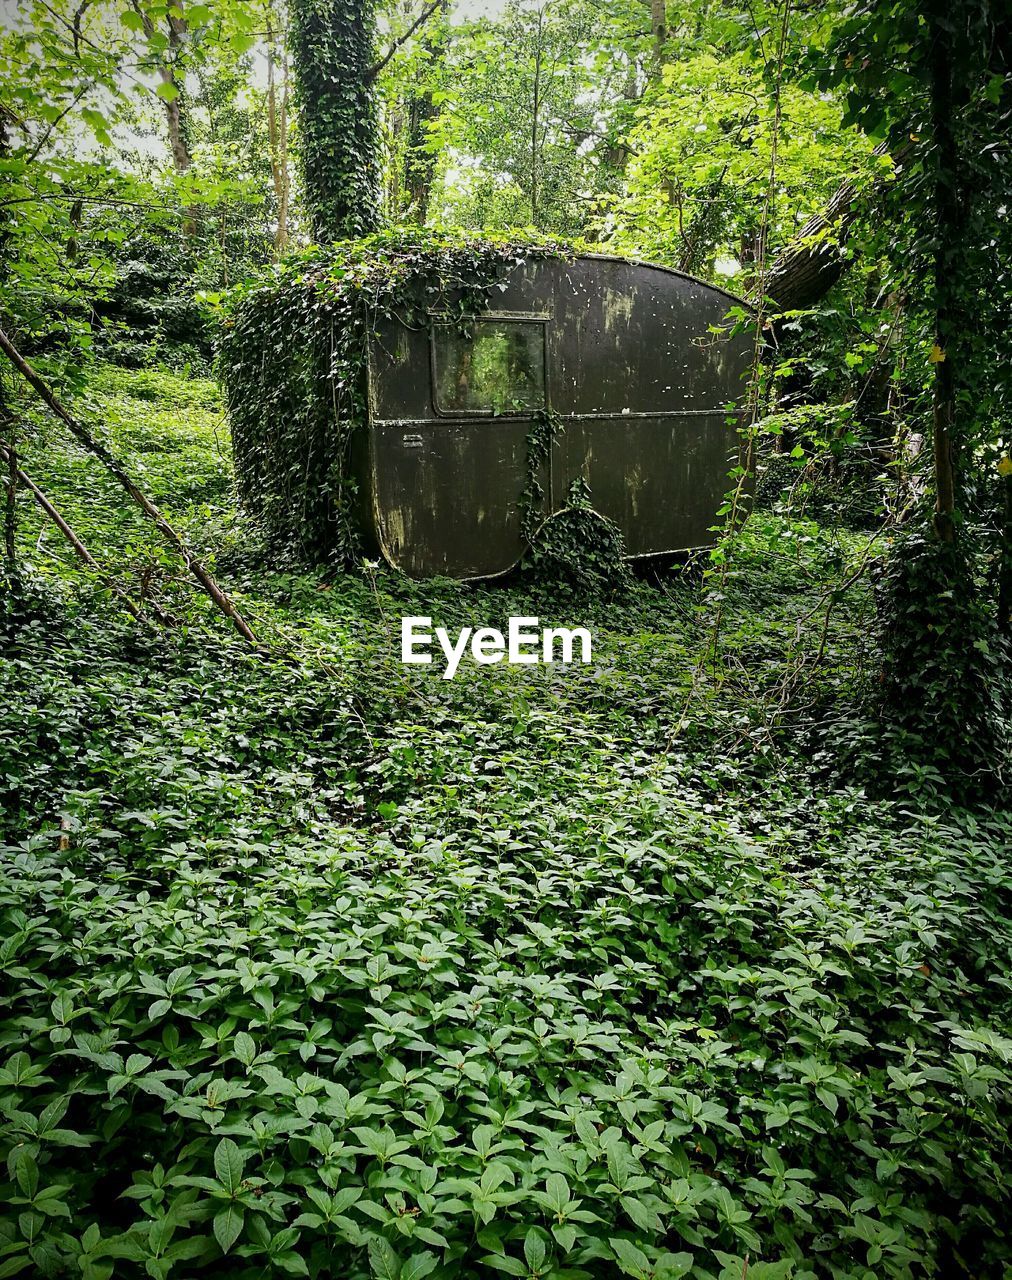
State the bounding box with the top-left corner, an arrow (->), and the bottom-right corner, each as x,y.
401,616 -> 592,679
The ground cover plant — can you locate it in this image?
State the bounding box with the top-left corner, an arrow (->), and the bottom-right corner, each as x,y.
1,366 -> 1011,1280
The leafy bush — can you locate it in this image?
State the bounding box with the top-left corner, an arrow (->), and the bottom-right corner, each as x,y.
521,478 -> 631,594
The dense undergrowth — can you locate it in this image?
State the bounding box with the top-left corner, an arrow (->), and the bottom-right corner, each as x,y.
1,365 -> 1010,1280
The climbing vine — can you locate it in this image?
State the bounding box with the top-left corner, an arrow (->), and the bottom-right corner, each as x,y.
522,470 -> 631,591
289,0 -> 382,241
516,408 -> 631,589
518,406 -> 562,546
218,229 -> 571,563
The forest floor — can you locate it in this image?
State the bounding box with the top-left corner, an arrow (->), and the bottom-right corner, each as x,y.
1,363 -> 1010,1280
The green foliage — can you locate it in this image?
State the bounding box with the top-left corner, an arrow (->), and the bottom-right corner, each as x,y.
289,0 -> 382,241
518,408 -> 562,546
522,475 -> 631,594
218,229 -> 572,564
3,363 -> 1012,1279
92,234 -> 218,372
425,0 -> 606,235
875,533 -> 1011,803
815,0 -> 1012,529
0,0 -> 285,376
599,44 -> 876,280
2,593 -> 1012,1278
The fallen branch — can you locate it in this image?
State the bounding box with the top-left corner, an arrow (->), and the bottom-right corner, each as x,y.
0,440 -> 165,625
0,326 -> 258,645
762,141 -> 903,311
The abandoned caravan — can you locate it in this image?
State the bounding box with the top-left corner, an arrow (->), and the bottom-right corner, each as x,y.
224,240 -> 752,579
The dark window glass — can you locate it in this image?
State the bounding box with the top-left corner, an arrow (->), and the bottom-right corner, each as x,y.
432,320 -> 545,415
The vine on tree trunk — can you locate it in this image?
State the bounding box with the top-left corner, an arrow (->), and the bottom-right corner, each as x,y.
290,0 -> 382,241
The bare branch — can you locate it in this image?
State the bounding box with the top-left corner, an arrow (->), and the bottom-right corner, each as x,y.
367,0 -> 443,82
0,439 -> 162,625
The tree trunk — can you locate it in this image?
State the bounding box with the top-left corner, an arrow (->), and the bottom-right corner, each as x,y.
999,465 -> 1012,636
651,0 -> 667,66
762,141 -> 902,312
403,93 -> 436,219
763,174 -> 863,310
135,0 -> 192,174
928,4 -> 959,543
266,11 -> 291,256
530,8 -> 544,227
290,0 -> 381,241
402,0 -> 448,222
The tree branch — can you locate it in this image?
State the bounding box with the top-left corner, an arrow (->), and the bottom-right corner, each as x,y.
0,327 -> 258,646
762,141 -> 904,311
0,439 -> 162,625
366,0 -> 442,82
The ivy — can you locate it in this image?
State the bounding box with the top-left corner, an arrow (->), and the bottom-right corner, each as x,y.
875,534 -> 1011,803
517,408 -> 630,590
518,407 -> 562,547
289,0 -> 382,242
217,229 -> 572,565
521,474 -> 631,594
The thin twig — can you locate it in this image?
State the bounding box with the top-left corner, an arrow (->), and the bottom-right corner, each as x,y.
0,440 -> 162,625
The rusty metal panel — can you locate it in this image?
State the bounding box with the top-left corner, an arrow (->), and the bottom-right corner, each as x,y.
543,256 -> 747,415
364,255 -> 750,578
552,412 -> 738,556
368,418 -> 537,579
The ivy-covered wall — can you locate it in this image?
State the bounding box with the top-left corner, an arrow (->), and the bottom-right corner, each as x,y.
218,230 -> 569,565
289,0 -> 381,242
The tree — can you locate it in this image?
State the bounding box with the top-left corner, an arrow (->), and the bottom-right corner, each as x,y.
130,0 -> 194,176
821,0 -> 1011,546
598,43 -> 875,280
265,0 -> 292,254
400,0 -> 450,221
429,0 -> 602,235
289,0 -> 381,240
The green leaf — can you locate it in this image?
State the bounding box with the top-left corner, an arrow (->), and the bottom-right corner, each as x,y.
213,1138 -> 245,1196
367,1236 -> 401,1279
0,1257 -> 33,1279
213,1205 -> 244,1254
233,1032 -> 257,1066
14,1153 -> 39,1200
610,1238 -> 650,1277
480,1257 -> 527,1277
401,1254 -> 438,1280
553,1223 -> 578,1252
524,1227 -> 547,1272
544,1172 -> 570,1212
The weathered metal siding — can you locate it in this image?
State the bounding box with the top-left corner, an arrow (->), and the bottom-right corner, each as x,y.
366,311 -> 536,578
365,255 -> 750,578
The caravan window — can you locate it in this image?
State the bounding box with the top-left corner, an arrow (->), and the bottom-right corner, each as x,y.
431,319 -> 546,416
